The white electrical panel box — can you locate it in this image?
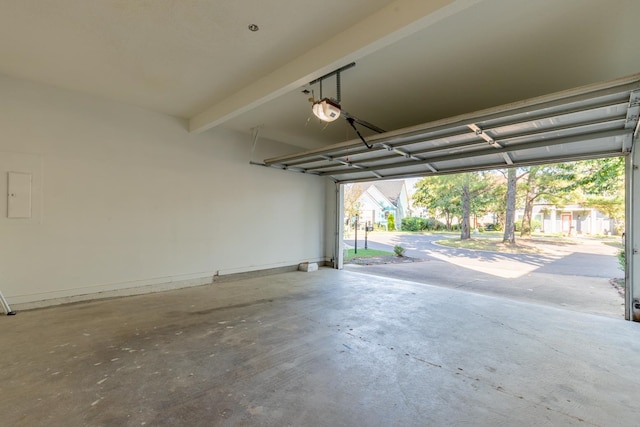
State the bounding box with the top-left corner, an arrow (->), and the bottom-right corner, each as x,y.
7,172 -> 32,218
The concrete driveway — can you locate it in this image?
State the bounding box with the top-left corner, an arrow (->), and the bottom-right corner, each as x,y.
344,232 -> 625,319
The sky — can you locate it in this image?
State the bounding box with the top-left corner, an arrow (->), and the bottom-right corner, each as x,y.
405,177 -> 421,196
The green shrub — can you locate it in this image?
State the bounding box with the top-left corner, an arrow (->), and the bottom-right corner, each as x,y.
618,248 -> 625,272
394,245 -> 406,257
387,213 -> 395,231
516,220 -> 542,233
426,218 -> 446,231
399,217 -> 447,231
401,217 -> 416,231
401,217 -> 426,231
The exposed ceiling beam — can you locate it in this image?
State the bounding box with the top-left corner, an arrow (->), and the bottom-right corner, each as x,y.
188,0 -> 483,134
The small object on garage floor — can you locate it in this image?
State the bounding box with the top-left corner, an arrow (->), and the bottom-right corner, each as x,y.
298,262 -> 318,272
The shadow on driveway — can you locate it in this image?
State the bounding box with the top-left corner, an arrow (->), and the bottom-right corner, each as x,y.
344,234 -> 624,319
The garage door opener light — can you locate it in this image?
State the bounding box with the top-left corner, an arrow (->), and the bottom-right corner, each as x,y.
312,98 -> 341,122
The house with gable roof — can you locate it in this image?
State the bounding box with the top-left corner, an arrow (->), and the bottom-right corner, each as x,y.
355,180 -> 410,230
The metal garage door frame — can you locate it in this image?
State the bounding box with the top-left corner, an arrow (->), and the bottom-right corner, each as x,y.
628,142 -> 640,321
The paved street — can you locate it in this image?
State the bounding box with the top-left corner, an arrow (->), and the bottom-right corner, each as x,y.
344,232 -> 625,318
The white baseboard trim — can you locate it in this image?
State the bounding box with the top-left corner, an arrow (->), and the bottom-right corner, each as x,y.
9,258 -> 333,311
11,273 -> 215,310
216,257 -> 327,276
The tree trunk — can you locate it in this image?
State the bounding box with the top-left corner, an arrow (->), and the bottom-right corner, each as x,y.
461,176 -> 471,240
503,168 -> 516,243
521,198 -> 533,236
520,170 -> 537,237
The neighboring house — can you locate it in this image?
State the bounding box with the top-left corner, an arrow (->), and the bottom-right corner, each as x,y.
356,181 -> 410,230
523,204 -> 618,236
474,203 -> 618,235
476,203 -> 619,235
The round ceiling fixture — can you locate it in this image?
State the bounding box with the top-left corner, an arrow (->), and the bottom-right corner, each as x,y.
248,24 -> 259,32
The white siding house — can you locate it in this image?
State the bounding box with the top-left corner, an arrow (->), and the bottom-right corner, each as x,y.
529,204 -> 619,236
356,181 -> 410,230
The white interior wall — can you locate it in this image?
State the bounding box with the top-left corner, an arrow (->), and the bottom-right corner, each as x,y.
0,74 -> 330,307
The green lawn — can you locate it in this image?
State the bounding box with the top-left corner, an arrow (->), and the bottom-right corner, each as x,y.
435,237 -> 567,254
436,237 -> 540,254
602,241 -> 624,250
344,248 -> 394,261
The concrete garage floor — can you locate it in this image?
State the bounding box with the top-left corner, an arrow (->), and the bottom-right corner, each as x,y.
2,269 -> 639,426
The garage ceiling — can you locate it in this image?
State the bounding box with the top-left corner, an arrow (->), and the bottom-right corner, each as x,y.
1,0 -> 639,154
262,74 -> 640,183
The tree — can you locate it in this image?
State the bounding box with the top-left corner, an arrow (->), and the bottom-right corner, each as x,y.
413,175 -> 461,230
503,168 -> 517,243
483,174 -> 507,230
520,167 -> 539,237
413,172 -> 495,238
343,183 -> 362,230
461,174 -> 471,239
460,172 -> 497,239
519,165 -> 573,237
559,157 -> 624,196
558,157 -> 625,233
515,158 -> 626,237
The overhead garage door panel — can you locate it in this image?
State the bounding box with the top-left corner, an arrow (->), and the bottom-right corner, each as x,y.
263,74 -> 640,183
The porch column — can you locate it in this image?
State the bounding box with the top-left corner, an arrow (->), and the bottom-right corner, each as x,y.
550,208 -> 557,233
